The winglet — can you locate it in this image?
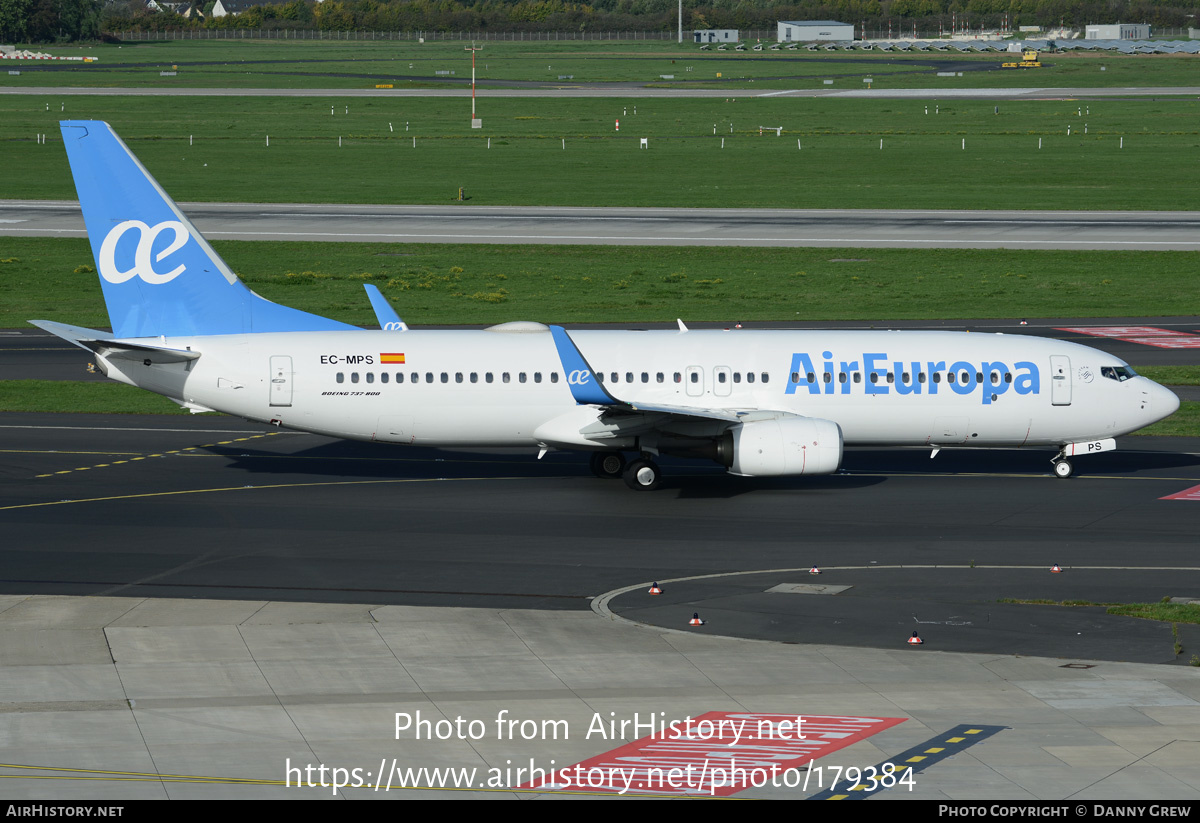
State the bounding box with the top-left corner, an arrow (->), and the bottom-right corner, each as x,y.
677,318 -> 689,333
548,325 -> 622,406
364,284 -> 407,331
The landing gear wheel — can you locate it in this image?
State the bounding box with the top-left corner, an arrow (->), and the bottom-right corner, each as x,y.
623,458 -> 661,491
589,451 -> 626,479
1053,459 -> 1074,479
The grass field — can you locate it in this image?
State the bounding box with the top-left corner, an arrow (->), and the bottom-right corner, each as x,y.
3,40 -> 1200,90
6,238 -> 1199,328
4,95 -> 1199,210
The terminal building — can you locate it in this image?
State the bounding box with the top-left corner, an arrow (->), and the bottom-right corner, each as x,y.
1085,23 -> 1151,39
777,20 -> 854,42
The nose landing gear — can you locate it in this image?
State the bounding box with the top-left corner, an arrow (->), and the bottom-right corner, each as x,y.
1052,457 -> 1074,479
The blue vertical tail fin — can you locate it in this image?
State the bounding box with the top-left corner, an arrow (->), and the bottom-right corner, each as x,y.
59,120 -> 356,338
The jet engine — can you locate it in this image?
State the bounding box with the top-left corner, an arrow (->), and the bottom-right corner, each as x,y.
723,417 -> 843,477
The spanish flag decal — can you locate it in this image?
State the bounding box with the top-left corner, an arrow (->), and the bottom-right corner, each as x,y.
380,352 -> 406,364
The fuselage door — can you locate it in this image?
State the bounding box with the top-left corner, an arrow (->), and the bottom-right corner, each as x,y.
685,365 -> 705,397
1050,355 -> 1072,406
713,366 -> 732,397
269,355 -> 293,407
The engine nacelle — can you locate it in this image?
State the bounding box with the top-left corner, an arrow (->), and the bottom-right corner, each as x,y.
726,417 -> 843,477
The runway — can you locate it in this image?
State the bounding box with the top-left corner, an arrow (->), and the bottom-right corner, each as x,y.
7,200 -> 1200,250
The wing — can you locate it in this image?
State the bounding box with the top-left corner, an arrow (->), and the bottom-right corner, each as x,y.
546,325 -> 795,441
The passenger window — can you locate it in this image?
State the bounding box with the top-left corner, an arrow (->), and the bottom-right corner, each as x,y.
823,372 -> 831,384
690,372 -> 698,383
411,372 -> 419,383
470,373 -> 478,383
534,372 -> 542,383
901,372 -> 909,383
791,372 -> 799,383
1004,373 -> 1012,383
838,372 -> 847,384
551,372 -> 559,384
351,372 -> 359,384
641,372 -> 649,383
674,372 -> 682,383
735,372 -> 743,384
948,372 -> 956,384
381,373 -> 389,384
425,372 -> 433,383
455,373 -> 463,383
747,373 -> 755,384
336,372 -> 344,383
626,372 -> 633,383
486,372 -> 494,383
886,372 -> 894,384
656,372 -> 664,383
397,373 -> 404,383
854,373 -> 861,383
870,373 -> 878,384
719,372 -> 728,383
761,373 -> 768,384
519,372 -> 527,383
933,373 -> 941,384
502,372 -> 511,383
806,372 -> 814,383
611,372 -> 618,384
918,372 -> 926,384
441,372 -> 449,384
366,372 -> 374,384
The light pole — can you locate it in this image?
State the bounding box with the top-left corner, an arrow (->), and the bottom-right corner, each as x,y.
466,43 -> 483,128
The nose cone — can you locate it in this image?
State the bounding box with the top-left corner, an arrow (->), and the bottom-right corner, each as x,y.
1156,382 -> 1181,419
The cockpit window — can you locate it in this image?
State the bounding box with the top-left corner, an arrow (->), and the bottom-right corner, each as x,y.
1101,366 -> 1137,382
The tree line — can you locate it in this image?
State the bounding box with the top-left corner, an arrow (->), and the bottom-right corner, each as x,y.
4,0 -> 1197,44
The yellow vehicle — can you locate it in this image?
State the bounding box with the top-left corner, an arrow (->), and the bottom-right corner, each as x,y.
1002,49 -> 1041,68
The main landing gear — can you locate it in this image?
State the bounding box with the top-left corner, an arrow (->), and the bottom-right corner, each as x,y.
589,451 -> 626,479
623,458 -> 661,491
589,451 -> 661,490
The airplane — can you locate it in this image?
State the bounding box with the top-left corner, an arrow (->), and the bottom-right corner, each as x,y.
34,120 -> 1180,490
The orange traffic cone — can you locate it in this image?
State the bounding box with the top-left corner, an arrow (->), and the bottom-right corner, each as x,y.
689,613 -> 705,626
907,631 -> 924,645
649,582 -> 662,595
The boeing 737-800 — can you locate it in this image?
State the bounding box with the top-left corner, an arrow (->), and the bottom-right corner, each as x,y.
34,121 -> 1180,490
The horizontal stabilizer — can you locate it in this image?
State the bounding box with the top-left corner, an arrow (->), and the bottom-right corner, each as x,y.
30,318 -> 200,363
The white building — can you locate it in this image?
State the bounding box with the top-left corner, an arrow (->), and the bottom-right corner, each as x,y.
1085,23 -> 1150,39
694,30 -> 739,44
777,21 -> 854,42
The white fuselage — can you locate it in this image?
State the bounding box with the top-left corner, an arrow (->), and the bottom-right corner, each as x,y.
97,327 -> 1177,454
